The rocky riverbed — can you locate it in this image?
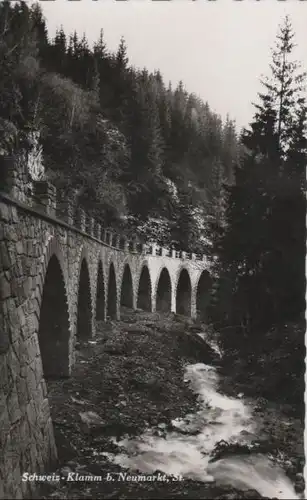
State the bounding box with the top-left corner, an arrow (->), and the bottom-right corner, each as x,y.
38,310 -> 304,499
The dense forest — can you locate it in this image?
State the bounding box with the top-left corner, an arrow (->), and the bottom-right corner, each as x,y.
0,3 -> 305,413
0,0 -> 241,253
208,15 -> 306,414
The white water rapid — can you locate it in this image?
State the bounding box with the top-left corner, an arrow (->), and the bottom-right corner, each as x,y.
103,363 -> 300,499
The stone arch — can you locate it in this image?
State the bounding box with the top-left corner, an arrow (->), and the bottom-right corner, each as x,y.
196,270 -> 212,321
120,263 -> 133,309
156,267 -> 172,313
176,267 -> 192,317
37,237 -> 70,378
107,261 -> 117,319
96,259 -> 105,322
137,263 -> 152,312
36,235 -> 69,304
76,254 -> 93,340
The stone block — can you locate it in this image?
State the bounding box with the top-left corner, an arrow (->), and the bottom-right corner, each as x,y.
0,273 -> 11,300
0,474 -> 4,499
7,347 -> 19,381
0,405 -> 10,449
26,369 -> 38,402
26,400 -> 37,430
6,297 -> 18,325
0,202 -> 10,222
38,398 -> 50,429
7,388 -> 22,424
0,242 -> 10,270
17,307 -> 26,328
11,206 -> 18,223
16,241 -> 23,255
9,227 -> 18,242
16,375 -> 29,410
22,278 -> 32,299
10,276 -> 19,298
24,317 -> 36,347
0,355 -> 10,392
0,317 -> 10,354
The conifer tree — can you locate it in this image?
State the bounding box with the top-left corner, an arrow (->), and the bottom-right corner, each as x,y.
211,16 -> 306,332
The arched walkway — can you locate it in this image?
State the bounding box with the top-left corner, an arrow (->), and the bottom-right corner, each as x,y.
137,265 -> 152,311
120,264 -> 133,309
38,254 -> 70,378
77,258 -> 92,339
96,261 -> 105,321
156,268 -> 172,312
196,270 -> 212,321
176,268 -> 191,316
107,263 -> 117,319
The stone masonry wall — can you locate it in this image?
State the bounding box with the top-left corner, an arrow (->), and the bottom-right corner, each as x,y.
0,182 -> 210,499
0,201 -> 58,499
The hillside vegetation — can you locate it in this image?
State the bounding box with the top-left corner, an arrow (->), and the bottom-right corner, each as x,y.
0,0 -> 241,252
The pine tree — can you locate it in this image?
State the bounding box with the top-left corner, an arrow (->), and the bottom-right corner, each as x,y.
93,29 -> 113,110
248,16 -> 306,165
222,116 -> 239,184
50,27 -> 67,73
94,29 -> 107,59
29,3 -> 49,60
211,16 -> 306,332
116,37 -> 129,71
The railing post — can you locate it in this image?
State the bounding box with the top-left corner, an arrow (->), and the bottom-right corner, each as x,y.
76,207 -> 86,232
115,235 -> 120,249
111,234 -> 118,247
132,241 -> 137,253
33,181 -> 56,217
57,192 -> 74,225
88,217 -> 95,237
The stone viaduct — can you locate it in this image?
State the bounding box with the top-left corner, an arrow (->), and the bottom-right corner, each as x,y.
0,162 -> 212,499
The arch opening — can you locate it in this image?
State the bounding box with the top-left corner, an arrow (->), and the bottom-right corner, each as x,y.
196,271 -> 212,322
77,258 -> 92,339
120,264 -> 133,310
107,263 -> 117,319
96,261 -> 105,322
156,268 -> 171,313
137,265 -> 152,312
38,254 -> 70,378
176,268 -> 192,317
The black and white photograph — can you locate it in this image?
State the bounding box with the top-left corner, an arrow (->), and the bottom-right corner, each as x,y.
0,0 -> 306,499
